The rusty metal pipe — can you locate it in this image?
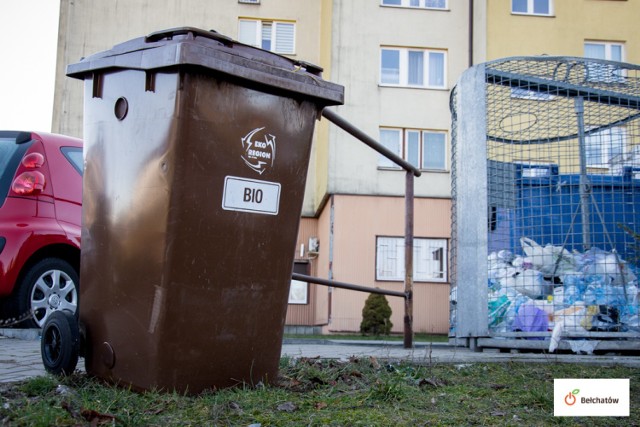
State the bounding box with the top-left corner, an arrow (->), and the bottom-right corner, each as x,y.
292,273 -> 407,299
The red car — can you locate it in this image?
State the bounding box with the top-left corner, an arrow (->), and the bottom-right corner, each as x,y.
0,130 -> 82,328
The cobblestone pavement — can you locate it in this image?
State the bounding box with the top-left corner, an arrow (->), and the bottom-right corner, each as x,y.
2,332 -> 640,384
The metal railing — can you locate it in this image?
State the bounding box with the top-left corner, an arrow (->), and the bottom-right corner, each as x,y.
291,108 -> 421,348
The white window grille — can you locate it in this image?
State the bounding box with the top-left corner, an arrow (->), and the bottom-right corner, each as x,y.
376,237 -> 448,282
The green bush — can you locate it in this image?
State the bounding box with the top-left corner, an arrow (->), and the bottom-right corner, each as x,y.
360,292 -> 393,336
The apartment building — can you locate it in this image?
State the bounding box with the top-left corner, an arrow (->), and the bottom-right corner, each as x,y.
52,0 -> 639,336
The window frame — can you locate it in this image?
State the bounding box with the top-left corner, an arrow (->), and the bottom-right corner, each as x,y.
584,41 -> 625,83
375,236 -> 448,283
378,127 -> 448,171
511,0 -> 554,16
381,0 -> 448,9
585,126 -> 627,168
238,18 -> 296,55
584,41 -> 624,62
380,47 -> 447,89
288,261 -> 309,305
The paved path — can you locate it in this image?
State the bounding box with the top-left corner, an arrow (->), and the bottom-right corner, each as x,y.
2,332 -> 640,384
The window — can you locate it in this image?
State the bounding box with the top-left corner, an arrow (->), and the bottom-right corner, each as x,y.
376,237 -> 448,282
585,127 -> 626,167
511,0 -> 553,15
380,47 -> 446,88
238,19 -> 295,54
289,262 -> 309,304
61,147 -> 83,175
379,128 -> 447,170
584,41 -> 625,83
381,0 -> 447,9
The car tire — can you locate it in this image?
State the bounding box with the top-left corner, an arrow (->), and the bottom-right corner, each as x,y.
41,310 -> 80,376
13,258 -> 79,329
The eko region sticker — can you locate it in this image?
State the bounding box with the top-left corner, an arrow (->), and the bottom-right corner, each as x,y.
241,127 -> 276,175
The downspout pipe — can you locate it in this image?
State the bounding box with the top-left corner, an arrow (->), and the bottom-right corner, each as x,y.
469,0 -> 474,67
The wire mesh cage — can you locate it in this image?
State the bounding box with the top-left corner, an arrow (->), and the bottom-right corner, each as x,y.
450,56 -> 640,353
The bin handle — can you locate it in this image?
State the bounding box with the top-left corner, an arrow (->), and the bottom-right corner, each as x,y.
145,27 -> 233,46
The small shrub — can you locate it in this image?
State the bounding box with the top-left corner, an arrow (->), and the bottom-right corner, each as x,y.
360,292 -> 393,336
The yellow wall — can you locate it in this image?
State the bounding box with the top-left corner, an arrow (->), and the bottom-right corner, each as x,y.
487,0 -> 640,64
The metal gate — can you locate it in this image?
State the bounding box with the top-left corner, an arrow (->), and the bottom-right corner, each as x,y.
450,56 -> 640,353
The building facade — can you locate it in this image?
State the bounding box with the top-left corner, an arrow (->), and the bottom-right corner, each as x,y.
52,0 -> 640,336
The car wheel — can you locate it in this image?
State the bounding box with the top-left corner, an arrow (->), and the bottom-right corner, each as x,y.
15,258 -> 79,328
41,310 -> 80,376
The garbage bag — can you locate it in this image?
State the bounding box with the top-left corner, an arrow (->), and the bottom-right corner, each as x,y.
520,237 -> 576,276
553,304 -> 589,333
590,305 -> 625,332
511,304 -> 548,339
511,269 -> 547,299
579,247 -> 637,286
488,294 -> 510,328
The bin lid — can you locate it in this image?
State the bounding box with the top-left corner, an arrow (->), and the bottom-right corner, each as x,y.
67,27 -> 344,106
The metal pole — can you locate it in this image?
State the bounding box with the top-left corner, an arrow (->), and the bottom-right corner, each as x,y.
404,171 -> 414,349
292,273 -> 407,299
575,97 -> 592,250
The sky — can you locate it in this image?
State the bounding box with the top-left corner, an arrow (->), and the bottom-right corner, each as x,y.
0,0 -> 61,133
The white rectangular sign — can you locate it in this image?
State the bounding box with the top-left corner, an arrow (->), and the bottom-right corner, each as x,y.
554,378 -> 629,417
222,176 -> 281,215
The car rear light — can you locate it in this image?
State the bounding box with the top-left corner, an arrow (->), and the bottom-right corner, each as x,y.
21,152 -> 45,168
12,171 -> 46,195
11,149 -> 47,196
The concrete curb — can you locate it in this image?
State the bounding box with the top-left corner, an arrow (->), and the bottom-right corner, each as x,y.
0,328 -> 40,340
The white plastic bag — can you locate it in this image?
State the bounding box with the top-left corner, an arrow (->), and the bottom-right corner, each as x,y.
511,269 -> 546,298
580,248 -> 638,285
520,237 -> 576,276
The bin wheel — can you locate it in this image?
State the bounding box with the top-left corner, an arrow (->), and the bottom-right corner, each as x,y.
41,310 -> 80,376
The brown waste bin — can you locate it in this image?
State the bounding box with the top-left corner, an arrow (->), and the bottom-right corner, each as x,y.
66,27 -> 343,394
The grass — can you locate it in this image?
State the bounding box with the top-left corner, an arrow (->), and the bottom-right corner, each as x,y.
1,358 -> 637,426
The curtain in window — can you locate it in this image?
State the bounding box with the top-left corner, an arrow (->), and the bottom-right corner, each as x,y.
274,23 -> 295,54
585,133 -> 603,166
512,0 -> 527,13
533,0 -> 549,15
423,132 -> 446,169
428,52 -> 445,87
585,128 -> 625,166
406,131 -> 420,167
426,0 -> 446,8
379,129 -> 401,168
376,237 -> 404,281
381,49 -> 400,84
584,43 -> 605,59
238,20 -> 258,47
611,45 -> 623,62
408,51 -> 424,86
261,22 -> 272,51
585,42 -> 624,83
